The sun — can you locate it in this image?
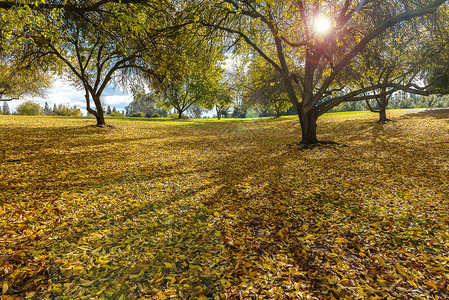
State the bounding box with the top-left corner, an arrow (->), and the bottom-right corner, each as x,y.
314,15 -> 332,34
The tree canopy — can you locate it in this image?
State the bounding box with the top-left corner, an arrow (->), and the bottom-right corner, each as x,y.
1,0 -> 448,132
191,0 -> 448,144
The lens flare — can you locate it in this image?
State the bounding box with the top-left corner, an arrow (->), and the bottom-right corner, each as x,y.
314,15 -> 332,34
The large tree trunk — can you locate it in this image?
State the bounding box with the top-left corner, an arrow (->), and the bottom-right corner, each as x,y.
377,94 -> 391,123
92,96 -> 106,126
216,107 -> 221,120
85,92 -> 105,127
178,110 -> 183,119
298,108 -> 318,144
378,107 -> 388,123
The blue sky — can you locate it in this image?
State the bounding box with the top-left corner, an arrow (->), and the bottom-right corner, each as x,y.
7,78 -> 133,115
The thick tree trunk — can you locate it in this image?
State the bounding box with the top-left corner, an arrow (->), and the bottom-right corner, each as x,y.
377,94 -> 390,123
275,108 -> 280,118
178,111 -> 182,119
85,92 -> 105,127
298,108 -> 318,144
378,107 -> 388,123
216,107 -> 221,120
92,96 -> 106,126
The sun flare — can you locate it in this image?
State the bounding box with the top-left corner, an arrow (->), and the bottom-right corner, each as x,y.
314,15 -> 332,34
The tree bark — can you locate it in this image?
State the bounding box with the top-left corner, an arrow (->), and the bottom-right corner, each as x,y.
378,106 -> 388,123
85,92 -> 105,126
299,108 -> 318,144
92,96 -> 105,126
377,93 -> 391,123
216,106 -> 221,120
178,111 -> 182,119
275,107 -> 280,118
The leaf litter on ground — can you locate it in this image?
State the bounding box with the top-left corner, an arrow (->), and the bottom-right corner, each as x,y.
0,111 -> 448,299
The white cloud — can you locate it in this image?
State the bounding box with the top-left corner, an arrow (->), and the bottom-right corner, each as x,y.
103,95 -> 133,106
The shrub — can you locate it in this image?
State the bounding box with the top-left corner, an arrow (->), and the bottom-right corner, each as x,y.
130,112 -> 145,117
111,111 -> 124,117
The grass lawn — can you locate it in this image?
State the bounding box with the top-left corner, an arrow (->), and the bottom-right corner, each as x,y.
0,110 -> 448,299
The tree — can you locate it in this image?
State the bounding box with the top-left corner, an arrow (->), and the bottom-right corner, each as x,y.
53,104 -> 82,116
106,106 -> 112,115
202,81 -> 234,120
2,101 -> 10,115
0,60 -> 51,102
125,87 -> 167,117
351,11 -> 449,123
44,101 -> 52,115
110,110 -> 124,117
186,104 -> 203,118
213,90 -> 233,120
423,6 -> 449,91
156,78 -> 209,119
37,18 -> 150,126
16,100 -> 43,115
242,57 -> 293,118
196,0 -> 448,144
8,0 -> 175,126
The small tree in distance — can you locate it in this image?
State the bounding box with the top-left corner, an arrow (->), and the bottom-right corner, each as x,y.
2,102 -> 11,115
156,78 -> 209,119
16,100 -> 43,115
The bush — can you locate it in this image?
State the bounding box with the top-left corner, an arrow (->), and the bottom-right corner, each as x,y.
130,112 -> 145,117
16,101 -> 43,116
245,109 -> 259,118
144,112 -> 162,118
111,111 -> 124,117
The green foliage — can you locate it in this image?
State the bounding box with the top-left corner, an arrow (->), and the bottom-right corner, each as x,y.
156,77 -> 212,119
330,93 -> 449,112
129,112 -> 145,117
240,56 -> 293,117
172,113 -> 188,119
110,110 -> 124,117
0,63 -> 51,101
126,87 -> 167,118
231,105 -> 247,118
245,109 -> 259,118
16,100 -> 43,115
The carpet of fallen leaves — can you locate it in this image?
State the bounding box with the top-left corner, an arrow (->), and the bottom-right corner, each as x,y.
0,110 -> 449,299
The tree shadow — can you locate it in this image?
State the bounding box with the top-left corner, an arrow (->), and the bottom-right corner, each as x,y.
2,117 -> 449,298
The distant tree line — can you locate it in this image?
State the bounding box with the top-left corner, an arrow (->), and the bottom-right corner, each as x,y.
329,93 -> 449,113
0,100 -> 82,116
46,102 -> 82,116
